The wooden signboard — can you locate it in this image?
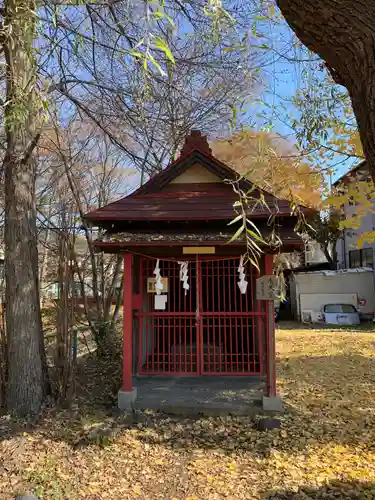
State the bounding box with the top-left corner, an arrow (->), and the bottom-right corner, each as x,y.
256,275 -> 279,301
147,277 -> 168,294
183,246 -> 215,255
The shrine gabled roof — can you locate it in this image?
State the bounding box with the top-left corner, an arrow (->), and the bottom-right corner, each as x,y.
84,130 -> 311,224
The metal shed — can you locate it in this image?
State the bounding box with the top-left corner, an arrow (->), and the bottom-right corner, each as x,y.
289,268 -> 375,321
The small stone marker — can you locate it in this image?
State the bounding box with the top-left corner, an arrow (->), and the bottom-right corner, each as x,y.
15,496 -> 39,500
257,418 -> 281,431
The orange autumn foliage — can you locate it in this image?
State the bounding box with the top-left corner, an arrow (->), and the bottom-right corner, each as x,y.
211,130 -> 323,208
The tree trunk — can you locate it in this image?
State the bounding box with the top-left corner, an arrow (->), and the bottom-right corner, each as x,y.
322,245 -> 335,270
276,0 -> 375,182
3,0 -> 46,416
39,199 -> 54,308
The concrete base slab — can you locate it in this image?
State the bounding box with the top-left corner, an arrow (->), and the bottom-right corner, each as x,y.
133,376 -> 265,416
262,395 -> 284,413
118,388 -> 137,411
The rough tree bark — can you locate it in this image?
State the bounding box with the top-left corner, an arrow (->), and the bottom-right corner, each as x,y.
3,0 -> 47,415
276,0 -> 375,182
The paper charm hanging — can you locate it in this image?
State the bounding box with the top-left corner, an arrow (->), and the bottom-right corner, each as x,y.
178,261 -> 190,295
237,254 -> 248,294
153,259 -> 164,295
153,259 -> 167,310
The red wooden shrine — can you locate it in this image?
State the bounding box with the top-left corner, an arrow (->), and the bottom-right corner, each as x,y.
85,130 -> 307,408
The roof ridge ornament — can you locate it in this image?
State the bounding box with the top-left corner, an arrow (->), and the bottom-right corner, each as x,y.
180,129 -> 212,157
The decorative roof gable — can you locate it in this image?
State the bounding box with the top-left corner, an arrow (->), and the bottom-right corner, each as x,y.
84,130 -> 308,224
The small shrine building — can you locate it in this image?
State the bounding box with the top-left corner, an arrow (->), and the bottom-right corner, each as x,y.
85,130 -> 307,411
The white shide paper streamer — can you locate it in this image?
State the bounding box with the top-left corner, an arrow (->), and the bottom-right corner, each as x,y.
153,259 -> 164,295
178,261 -> 190,295
237,254 -> 248,294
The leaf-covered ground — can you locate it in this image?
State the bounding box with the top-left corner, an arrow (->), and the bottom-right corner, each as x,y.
1,325 -> 375,499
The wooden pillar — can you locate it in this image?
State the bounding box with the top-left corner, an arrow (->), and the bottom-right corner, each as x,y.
122,252 -> 133,392
264,254 -> 277,397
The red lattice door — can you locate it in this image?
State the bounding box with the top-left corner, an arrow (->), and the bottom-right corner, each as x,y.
137,257 -> 264,375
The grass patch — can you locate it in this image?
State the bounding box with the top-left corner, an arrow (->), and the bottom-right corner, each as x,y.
1,326 -> 375,499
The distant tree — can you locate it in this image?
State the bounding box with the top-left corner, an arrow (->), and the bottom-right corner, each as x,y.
302,212 -> 342,269
211,129 -> 324,208
37,118 -> 134,354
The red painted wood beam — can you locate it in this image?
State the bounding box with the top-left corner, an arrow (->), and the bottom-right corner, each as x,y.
122,252 -> 133,392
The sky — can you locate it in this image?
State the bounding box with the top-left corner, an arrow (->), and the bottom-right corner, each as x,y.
247,16 -> 357,185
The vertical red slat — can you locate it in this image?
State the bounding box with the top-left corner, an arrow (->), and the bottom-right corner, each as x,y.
258,315 -> 263,374
227,316 -> 230,373
210,261 -> 213,373
168,314 -> 171,372
222,260 -> 227,373
235,315 -> 239,373
196,256 -> 202,374
241,316 -> 245,374
203,261 -> 207,312
214,262 -> 218,372
138,258 -> 143,374
206,316 -> 209,373
229,316 -> 233,372
239,261 -> 242,372
152,315 -> 155,372
178,317 -> 184,372
183,262 -> 187,372
265,300 -> 270,389
251,315 -> 255,372
170,261 -> 174,314
228,259 -> 232,313
139,315 -> 144,373
154,262 -> 157,372
190,314 -> 193,373
170,261 -> 173,371
145,316 -> 149,373
144,260 -> 150,373
162,316 -> 165,373
250,317 -> 253,373
159,316 -> 162,372
157,316 -> 161,372
233,259 -> 238,313
256,267 -> 262,373
184,314 -> 187,372
209,260 -> 213,312
264,254 -> 276,396
157,316 -> 160,373
143,316 -> 147,373
174,316 -> 177,373
239,257 -> 243,314
222,259 -> 227,312
217,258 -> 221,313
192,261 -> 195,373
161,316 -> 164,373
249,262 -> 254,371
191,261 -> 194,313
122,252 -> 133,392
